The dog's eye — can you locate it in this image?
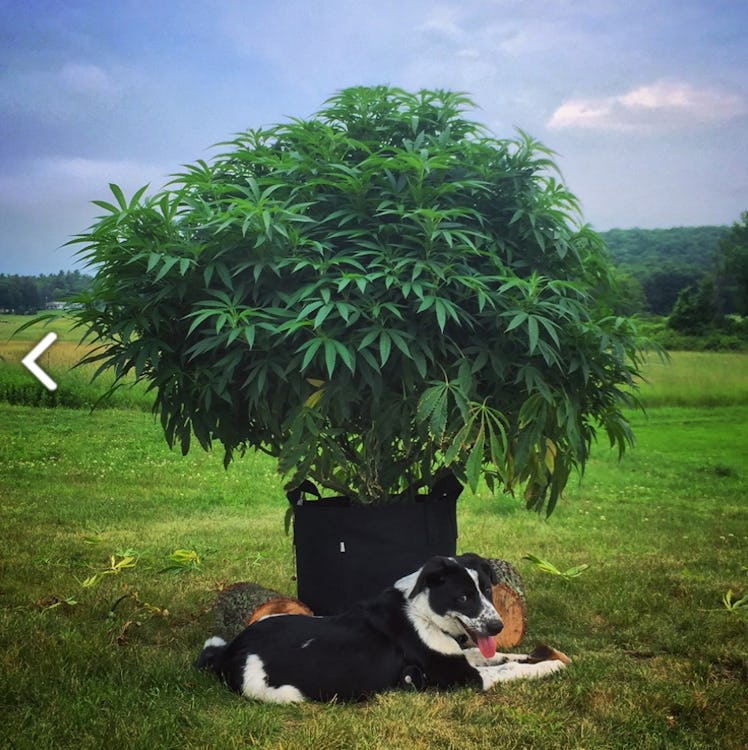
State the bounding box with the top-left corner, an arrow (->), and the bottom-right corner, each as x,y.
457,594 -> 468,603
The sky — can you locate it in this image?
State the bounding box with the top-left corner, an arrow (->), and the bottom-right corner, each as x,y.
1,0 -> 747,275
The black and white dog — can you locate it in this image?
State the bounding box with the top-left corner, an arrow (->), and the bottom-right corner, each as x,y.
196,553 -> 569,703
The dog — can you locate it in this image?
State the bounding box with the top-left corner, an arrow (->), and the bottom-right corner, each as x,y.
196,553 -> 569,703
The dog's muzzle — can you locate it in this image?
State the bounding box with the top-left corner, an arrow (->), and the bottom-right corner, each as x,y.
460,616 -> 503,658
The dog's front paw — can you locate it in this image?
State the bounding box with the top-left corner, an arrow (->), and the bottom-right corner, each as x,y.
477,645 -> 570,690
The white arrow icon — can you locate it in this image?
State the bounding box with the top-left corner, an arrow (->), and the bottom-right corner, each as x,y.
22,332 -> 58,391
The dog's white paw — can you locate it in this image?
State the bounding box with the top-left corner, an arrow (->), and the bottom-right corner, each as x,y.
477,644 -> 570,690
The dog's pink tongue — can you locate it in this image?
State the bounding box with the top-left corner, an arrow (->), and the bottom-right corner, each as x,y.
477,635 -> 496,659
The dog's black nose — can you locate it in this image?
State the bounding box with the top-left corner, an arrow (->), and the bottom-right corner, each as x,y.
486,618 -> 503,636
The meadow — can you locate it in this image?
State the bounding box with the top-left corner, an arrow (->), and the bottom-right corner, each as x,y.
0,315 -> 150,409
0,315 -> 746,749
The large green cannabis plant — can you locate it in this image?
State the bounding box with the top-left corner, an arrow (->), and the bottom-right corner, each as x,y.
67,86 -> 645,513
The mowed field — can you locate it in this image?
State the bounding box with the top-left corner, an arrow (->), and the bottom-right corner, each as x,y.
0,315 -> 747,749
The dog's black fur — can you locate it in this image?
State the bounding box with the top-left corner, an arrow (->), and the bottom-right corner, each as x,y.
197,553 -> 568,703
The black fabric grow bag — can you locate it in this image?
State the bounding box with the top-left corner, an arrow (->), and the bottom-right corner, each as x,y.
288,473 -> 461,615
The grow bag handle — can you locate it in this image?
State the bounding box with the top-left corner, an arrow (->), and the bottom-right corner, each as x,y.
286,479 -> 322,507
286,472 -> 463,507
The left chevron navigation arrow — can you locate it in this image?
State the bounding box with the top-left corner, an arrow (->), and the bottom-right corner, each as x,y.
22,332 -> 58,391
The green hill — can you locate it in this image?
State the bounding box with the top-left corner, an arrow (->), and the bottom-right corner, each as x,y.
599,225 -> 728,315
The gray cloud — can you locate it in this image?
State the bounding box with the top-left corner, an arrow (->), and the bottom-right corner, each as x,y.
549,79 -> 748,132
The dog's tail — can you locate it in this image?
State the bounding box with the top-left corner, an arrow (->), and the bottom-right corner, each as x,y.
195,636 -> 228,673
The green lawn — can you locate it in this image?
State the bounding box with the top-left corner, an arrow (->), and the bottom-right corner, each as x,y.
0,401 -> 746,749
1,317 -> 747,748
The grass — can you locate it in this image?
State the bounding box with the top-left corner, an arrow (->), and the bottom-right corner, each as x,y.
1,405 -> 746,749
0,316 -> 747,748
635,350 -> 748,407
0,315 -> 150,409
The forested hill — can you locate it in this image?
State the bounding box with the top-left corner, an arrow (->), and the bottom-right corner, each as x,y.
600,226 -> 727,270
599,225 -> 728,315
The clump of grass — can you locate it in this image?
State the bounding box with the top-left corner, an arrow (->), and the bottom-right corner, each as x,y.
722,589 -> 748,619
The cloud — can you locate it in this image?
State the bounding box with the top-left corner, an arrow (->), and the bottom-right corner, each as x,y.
0,156 -> 168,211
0,61 -> 128,123
0,155 -> 171,273
420,5 -> 464,37
59,63 -> 121,100
548,79 -> 748,132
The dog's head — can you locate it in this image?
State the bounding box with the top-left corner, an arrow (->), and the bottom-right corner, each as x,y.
403,554 -> 503,658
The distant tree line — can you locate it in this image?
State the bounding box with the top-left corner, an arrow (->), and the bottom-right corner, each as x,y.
600,225 -> 728,316
0,270 -> 92,314
665,211 -> 748,341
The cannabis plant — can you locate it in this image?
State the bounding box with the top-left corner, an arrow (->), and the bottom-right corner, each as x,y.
68,86 -> 645,513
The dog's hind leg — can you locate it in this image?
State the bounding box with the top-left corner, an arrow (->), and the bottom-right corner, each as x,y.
195,636 -> 228,672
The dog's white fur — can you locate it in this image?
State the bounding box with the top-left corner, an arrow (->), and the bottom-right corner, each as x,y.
242,654 -> 305,704
197,554 -> 569,702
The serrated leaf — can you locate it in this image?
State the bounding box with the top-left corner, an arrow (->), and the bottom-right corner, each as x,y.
154,255 -> 179,282
147,252 -> 161,272
129,183 -> 150,209
216,263 -> 233,289
416,296 -> 435,313
434,299 -> 447,332
324,339 -> 337,378
505,311 -> 528,332
304,388 -> 324,409
544,437 -> 557,473
417,385 -> 444,423
528,315 -> 539,353
379,332 -> 392,366
109,183 -> 128,210
523,554 -> 562,576
91,199 -> 119,214
417,384 -> 448,438
564,564 -> 590,578
465,428 -> 484,493
299,338 -> 324,371
313,302 -> 334,329
358,328 -> 380,351
332,340 -> 355,373
389,330 -> 413,359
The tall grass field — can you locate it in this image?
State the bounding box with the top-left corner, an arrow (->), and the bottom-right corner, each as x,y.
0,316 -> 150,409
1,315 -> 747,749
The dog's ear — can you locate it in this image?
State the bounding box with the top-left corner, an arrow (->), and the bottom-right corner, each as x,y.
409,556 -> 456,599
457,553 -> 498,585
482,558 -> 498,586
